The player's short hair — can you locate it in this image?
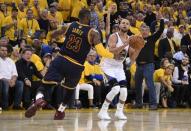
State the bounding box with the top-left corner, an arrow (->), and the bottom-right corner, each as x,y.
78,8 -> 90,20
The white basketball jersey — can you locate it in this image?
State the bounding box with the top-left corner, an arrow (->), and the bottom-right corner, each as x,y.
101,32 -> 129,67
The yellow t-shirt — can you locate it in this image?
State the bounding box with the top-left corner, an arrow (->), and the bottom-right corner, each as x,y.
95,9 -> 105,21
18,10 -> 26,20
130,26 -> 141,35
79,61 -> 104,84
0,11 -> 5,37
19,18 -> 40,38
48,11 -> 63,25
30,6 -> 41,19
136,20 -> 144,29
153,68 -> 171,82
29,0 -> 48,9
2,16 -> 20,41
58,0 -> 72,21
71,0 -> 88,18
30,54 -> 44,71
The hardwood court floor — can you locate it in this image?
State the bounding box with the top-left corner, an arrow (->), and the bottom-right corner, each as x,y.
0,109 -> 191,131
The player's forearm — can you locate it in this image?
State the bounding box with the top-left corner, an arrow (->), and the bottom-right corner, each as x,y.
95,43 -> 114,58
109,45 -> 126,54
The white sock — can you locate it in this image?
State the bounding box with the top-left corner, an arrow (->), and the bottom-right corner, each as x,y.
101,101 -> 110,110
58,104 -> 66,112
36,93 -> 44,100
117,103 -> 124,110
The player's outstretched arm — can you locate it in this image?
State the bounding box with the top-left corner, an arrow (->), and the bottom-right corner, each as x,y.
90,29 -> 114,59
51,24 -> 70,38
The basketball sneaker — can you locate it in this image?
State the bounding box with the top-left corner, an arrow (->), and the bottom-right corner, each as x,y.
25,98 -> 47,118
98,110 -> 111,120
115,110 -> 127,120
54,110 -> 65,120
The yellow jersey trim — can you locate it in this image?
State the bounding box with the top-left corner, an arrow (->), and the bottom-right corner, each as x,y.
58,53 -> 84,67
42,79 -> 58,85
76,21 -> 89,27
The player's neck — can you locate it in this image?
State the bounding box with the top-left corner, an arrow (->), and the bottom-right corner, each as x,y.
118,31 -> 127,37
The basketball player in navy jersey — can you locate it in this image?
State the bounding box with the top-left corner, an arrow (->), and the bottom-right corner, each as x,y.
24,8 -> 123,120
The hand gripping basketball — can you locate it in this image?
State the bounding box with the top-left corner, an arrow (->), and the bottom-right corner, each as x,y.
129,35 -> 145,50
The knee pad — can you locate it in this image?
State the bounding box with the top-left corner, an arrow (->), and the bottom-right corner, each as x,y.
111,85 -> 121,95
119,88 -> 127,101
119,80 -> 127,88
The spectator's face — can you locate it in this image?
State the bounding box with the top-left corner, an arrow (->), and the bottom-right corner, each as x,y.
19,40 -> 26,49
27,10 -> 33,19
112,25 -> 119,33
41,10 -> 48,18
167,28 -> 174,38
97,1 -> 103,10
165,66 -> 174,75
1,4 -> 6,11
90,4 -> 95,10
182,57 -> 189,66
156,4 -> 160,11
34,0 -> 38,6
129,17 -> 136,27
23,0 -> 29,6
23,50 -> 32,62
110,4 -> 117,13
163,59 -> 170,67
87,53 -> 97,63
18,3 -> 24,11
12,48 -> 20,58
140,26 -> 150,38
181,45 -> 188,53
179,26 -> 185,34
0,38 -> 8,46
50,7 -> 56,14
119,19 -> 130,32
12,10 -> 18,18
0,46 -> 8,59
32,39 -> 41,49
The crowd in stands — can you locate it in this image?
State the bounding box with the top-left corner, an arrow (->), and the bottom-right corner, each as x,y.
0,0 -> 191,110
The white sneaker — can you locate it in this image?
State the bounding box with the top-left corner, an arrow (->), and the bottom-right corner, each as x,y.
115,110 -> 127,120
98,110 -> 111,120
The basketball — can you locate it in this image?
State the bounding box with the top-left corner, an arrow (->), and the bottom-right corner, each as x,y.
129,35 -> 145,50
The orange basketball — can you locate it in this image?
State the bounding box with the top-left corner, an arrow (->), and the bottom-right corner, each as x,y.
129,35 -> 145,50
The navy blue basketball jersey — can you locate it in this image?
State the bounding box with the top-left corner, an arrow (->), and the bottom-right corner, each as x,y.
60,22 -> 92,65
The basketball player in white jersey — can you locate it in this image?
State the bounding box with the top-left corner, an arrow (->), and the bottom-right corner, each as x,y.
98,19 -> 141,120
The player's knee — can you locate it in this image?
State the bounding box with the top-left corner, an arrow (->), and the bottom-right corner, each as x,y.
119,88 -> 127,101
112,85 -> 120,95
119,80 -> 127,88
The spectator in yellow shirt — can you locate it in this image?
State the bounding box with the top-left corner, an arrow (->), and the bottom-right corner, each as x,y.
18,3 -> 26,20
19,8 -> 40,39
48,4 -> 63,25
2,7 -> 20,46
57,0 -> 72,22
154,60 -> 174,108
76,50 -> 104,108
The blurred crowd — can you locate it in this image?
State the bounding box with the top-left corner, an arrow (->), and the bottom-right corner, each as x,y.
0,0 -> 191,110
